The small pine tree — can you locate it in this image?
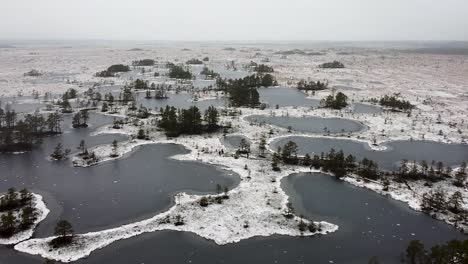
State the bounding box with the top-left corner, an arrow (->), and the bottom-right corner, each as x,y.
110,140 -> 119,157
78,140 -> 86,155
258,137 -> 266,157
137,128 -> 146,139
101,102 -> 108,112
50,220 -> 74,247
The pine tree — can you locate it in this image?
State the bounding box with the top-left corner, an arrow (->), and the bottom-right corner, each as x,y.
258,137 -> 266,157
78,140 -> 86,155
110,140 -> 119,157
137,128 -> 146,140
101,102 -> 108,112
204,106 -> 219,131
50,220 -> 74,247
272,152 -> 281,171
448,191 -> 463,214
455,162 -> 467,187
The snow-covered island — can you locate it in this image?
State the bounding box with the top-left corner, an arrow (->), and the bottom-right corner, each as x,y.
0,190 -> 49,245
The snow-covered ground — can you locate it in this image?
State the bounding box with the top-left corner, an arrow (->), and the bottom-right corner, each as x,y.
0,194 -> 49,245
2,44 -> 467,261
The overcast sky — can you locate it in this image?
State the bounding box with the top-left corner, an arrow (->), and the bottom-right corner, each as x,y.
1,0 -> 467,41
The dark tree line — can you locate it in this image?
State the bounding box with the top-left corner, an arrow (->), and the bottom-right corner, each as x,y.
0,110 -> 63,152
297,80 -> 328,91
379,95 -> 414,111
396,159 -> 464,184
319,61 -> 345,69
274,142 -> 362,178
0,188 -> 37,238
132,59 -> 155,66
274,141 -> 465,186
96,64 -> 130,77
253,64 -> 274,73
186,58 -> 203,65
404,239 -> 468,264
159,105 -> 220,137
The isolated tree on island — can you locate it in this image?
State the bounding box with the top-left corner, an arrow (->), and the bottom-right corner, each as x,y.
110,139 -> 119,157
72,110 -> 89,128
322,92 -> 348,110
50,143 -> 71,160
77,140 -> 87,155
50,220 -> 74,247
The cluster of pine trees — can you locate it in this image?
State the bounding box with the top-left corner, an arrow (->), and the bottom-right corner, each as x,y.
253,64 -> 274,73
71,110 -> 89,128
95,64 -> 130,77
216,74 -> 276,107
0,110 -> 63,152
168,65 -> 193,79
273,142 -> 363,178
397,160 -> 466,185
319,61 -> 345,68
0,188 -> 37,238
421,189 -> 466,217
61,88 -> 77,100
200,67 -> 220,79
404,239 -> 468,264
297,80 -> 328,91
158,105 -> 220,137
186,58 -> 203,65
379,95 -> 414,111
132,59 -> 155,66
132,79 -> 149,89
321,92 -> 348,109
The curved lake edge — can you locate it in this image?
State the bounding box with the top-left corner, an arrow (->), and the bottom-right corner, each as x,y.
281,171 -> 467,262
269,133 -> 387,152
243,114 -> 370,135
14,130 -> 339,262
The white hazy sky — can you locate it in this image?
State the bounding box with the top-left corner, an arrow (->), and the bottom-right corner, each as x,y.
1,0 -> 467,41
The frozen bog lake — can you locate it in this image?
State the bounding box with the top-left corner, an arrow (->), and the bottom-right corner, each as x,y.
246,115 -> 366,133
0,41 -> 467,263
2,172 -> 464,264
